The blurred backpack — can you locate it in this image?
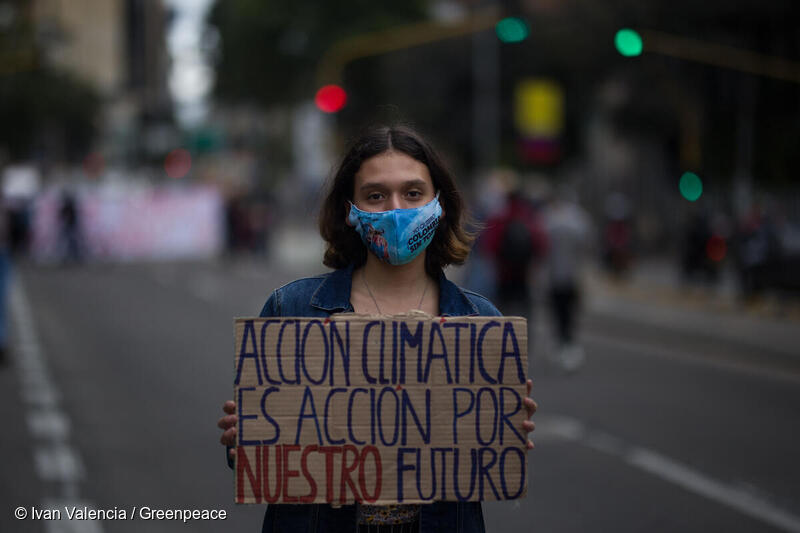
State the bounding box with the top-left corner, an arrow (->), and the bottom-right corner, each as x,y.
499,217 -> 534,271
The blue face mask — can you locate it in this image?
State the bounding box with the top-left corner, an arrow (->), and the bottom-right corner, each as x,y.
348,193 -> 443,265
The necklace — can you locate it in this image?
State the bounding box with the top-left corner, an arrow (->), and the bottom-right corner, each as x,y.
362,270 -> 428,315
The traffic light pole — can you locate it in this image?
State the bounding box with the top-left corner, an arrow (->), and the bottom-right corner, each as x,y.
625,28 -> 800,214
315,10 -> 500,87
640,28 -> 800,85
315,8 -> 504,172
472,19 -> 500,174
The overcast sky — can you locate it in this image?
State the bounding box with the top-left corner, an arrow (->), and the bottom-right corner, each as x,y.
165,0 -> 214,126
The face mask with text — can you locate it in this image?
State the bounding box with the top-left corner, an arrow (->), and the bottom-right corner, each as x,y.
348,193 -> 442,265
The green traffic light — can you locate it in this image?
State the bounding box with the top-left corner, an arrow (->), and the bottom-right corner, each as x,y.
615,28 -> 643,57
496,17 -> 529,43
679,172 -> 703,202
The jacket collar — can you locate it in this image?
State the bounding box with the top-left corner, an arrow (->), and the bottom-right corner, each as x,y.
437,269 -> 480,316
310,264 -> 355,313
310,264 -> 479,316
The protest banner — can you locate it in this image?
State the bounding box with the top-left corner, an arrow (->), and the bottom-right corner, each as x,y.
233,313 -> 528,505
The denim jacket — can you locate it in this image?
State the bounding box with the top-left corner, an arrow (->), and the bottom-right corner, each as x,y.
242,264 -> 501,533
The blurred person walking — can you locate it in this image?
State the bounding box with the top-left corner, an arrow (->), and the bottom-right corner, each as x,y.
734,201 -> 782,299
217,125 -> 537,533
680,208 -> 729,286
681,209 -> 716,284
460,169 -> 512,301
59,191 -> 83,263
483,184 -> 548,345
544,188 -> 592,372
602,192 -> 633,277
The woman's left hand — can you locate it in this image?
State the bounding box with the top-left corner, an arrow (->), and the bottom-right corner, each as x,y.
522,379 -> 537,450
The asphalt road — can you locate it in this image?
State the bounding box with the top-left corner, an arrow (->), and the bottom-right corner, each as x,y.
2,257 -> 799,533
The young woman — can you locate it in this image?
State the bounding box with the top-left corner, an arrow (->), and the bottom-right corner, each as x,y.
218,124 -> 537,533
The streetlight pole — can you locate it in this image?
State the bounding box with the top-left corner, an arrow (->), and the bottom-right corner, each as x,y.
315,10 -> 501,88
621,28 -> 800,214
471,8 -> 500,175
639,28 -> 800,85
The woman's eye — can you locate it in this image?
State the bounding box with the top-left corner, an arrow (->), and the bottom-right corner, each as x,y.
367,192 -> 383,201
407,190 -> 421,199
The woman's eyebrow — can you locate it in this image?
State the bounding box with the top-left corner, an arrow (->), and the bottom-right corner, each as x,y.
359,178 -> 428,190
358,182 -> 388,191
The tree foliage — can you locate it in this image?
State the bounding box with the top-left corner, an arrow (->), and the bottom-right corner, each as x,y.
0,69 -> 99,162
0,3 -> 99,162
207,0 -> 428,107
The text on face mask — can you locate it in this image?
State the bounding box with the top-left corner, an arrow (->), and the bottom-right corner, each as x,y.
407,215 -> 440,252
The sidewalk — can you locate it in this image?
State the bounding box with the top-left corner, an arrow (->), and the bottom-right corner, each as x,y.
583,257 -> 800,359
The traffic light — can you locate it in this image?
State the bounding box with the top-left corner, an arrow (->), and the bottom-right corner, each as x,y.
615,28 -> 643,57
496,17 -> 529,43
315,85 -> 347,113
679,172 -> 703,202
164,148 -> 192,179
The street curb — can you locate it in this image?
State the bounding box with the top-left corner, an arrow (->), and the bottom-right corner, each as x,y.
586,270 -> 800,325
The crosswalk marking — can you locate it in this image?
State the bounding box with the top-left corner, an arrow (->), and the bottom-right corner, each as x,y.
11,279 -> 104,532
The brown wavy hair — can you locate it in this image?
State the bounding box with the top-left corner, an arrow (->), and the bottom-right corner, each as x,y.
319,124 -> 475,276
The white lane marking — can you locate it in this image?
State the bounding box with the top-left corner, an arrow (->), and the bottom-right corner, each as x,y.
43,500 -> 104,533
22,386 -> 60,407
34,443 -> 86,482
534,415 -> 800,532
28,409 -> 71,440
584,431 -> 625,456
534,414 -> 586,442
627,448 -> 800,533
583,331 -> 800,384
11,278 -> 104,532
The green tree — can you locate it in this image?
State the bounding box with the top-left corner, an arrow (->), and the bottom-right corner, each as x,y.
207,0 -> 428,107
0,70 -> 99,162
0,1 -> 99,162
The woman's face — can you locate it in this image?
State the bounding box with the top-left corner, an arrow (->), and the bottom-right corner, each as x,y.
352,151 -> 435,213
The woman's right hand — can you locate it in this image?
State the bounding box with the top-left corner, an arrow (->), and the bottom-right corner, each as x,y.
218,400 -> 237,461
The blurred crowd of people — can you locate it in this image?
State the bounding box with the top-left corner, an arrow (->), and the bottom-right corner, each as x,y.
224,194 -> 275,256
465,169 -> 593,374
463,168 -> 800,375
1,159 -> 798,372
680,199 -> 800,299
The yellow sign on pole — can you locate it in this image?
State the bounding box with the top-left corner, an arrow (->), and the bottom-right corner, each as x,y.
514,79 -> 564,138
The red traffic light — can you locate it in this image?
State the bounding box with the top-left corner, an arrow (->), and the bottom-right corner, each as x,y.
315,85 -> 347,113
164,148 -> 192,179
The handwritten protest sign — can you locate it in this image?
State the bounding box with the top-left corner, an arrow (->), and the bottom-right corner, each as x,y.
233,314 -> 528,505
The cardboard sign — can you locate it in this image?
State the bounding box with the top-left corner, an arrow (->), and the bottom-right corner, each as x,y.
233,314 -> 528,505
